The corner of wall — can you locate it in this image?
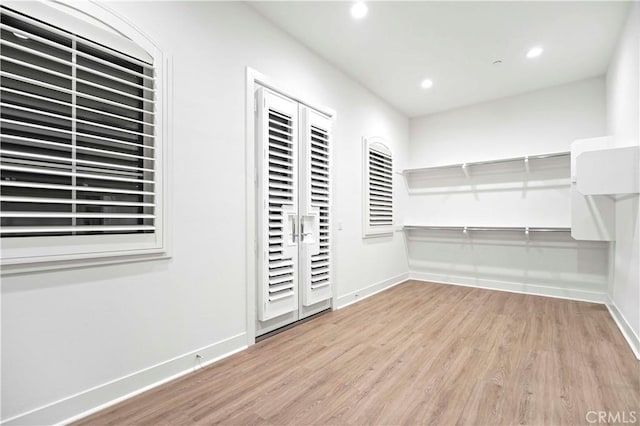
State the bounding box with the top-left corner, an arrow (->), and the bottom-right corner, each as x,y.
607,298 -> 640,360
335,272 -> 410,309
603,0 -> 640,361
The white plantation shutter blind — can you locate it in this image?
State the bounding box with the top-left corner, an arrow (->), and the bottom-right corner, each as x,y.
0,6 -> 155,238
257,88 -> 299,321
300,107 -> 332,306
364,138 -> 393,236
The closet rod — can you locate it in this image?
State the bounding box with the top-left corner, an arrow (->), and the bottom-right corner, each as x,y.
402,151 -> 570,174
403,225 -> 570,233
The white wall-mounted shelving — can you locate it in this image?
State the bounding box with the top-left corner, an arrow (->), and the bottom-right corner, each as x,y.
402,151 -> 570,176
404,225 -> 570,232
403,225 -> 571,239
402,149 -> 572,228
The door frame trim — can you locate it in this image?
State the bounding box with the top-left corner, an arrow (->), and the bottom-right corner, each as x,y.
245,67 -> 336,345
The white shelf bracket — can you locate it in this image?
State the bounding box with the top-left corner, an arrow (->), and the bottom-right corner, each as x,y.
524,227 -> 530,241
461,163 -> 469,178
524,156 -> 530,173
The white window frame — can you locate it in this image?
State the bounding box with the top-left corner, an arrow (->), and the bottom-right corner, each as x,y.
363,136 -> 393,237
0,1 -> 171,274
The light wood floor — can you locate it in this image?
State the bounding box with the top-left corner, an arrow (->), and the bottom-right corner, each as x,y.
78,281 -> 639,425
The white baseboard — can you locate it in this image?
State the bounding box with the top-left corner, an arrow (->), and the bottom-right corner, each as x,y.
336,272 -> 410,309
409,271 -> 607,304
606,299 -> 640,360
1,333 -> 247,426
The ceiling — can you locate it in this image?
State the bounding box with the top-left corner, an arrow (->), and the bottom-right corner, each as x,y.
249,1 -> 631,117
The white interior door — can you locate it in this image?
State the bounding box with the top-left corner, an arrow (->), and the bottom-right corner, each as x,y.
256,88 -> 299,324
256,87 -> 332,336
299,106 -> 333,311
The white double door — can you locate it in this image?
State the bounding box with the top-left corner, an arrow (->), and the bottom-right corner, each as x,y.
255,87 -> 333,336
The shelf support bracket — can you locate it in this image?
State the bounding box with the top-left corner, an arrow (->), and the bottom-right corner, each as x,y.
461,163 -> 469,178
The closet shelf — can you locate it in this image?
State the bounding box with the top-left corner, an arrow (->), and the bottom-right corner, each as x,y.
401,151 -> 570,175
403,225 -> 570,233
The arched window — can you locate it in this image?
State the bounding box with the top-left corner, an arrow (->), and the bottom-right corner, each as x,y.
363,136 -> 393,237
1,1 -> 168,272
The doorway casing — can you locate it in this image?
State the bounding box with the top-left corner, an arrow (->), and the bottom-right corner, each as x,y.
245,67 -> 337,345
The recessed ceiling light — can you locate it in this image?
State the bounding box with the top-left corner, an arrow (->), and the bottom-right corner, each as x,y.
13,32 -> 29,40
350,2 -> 368,19
526,46 -> 544,59
420,79 -> 433,89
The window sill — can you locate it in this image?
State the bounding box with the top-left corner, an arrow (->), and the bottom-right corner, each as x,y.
1,250 -> 171,276
363,230 -> 395,238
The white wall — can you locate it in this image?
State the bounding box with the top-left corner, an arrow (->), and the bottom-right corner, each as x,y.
0,2 -> 409,424
409,77 -> 606,168
606,1 -> 640,355
408,231 -> 610,302
406,77 -> 610,302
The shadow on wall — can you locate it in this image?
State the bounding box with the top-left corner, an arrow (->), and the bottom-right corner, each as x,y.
407,229 -> 609,291
0,258 -> 171,293
362,234 -> 395,245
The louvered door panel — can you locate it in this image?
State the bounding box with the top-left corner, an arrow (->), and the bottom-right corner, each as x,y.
300,107 -> 332,306
257,88 -> 298,321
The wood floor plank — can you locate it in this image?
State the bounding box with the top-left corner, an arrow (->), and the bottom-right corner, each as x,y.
76,281 -> 640,426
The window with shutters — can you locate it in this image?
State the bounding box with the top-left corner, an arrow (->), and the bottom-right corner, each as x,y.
0,2 -> 167,271
363,137 -> 393,237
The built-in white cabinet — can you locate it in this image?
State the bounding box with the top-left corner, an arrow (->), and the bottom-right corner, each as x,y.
576,145 -> 639,195
569,136 -> 635,241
